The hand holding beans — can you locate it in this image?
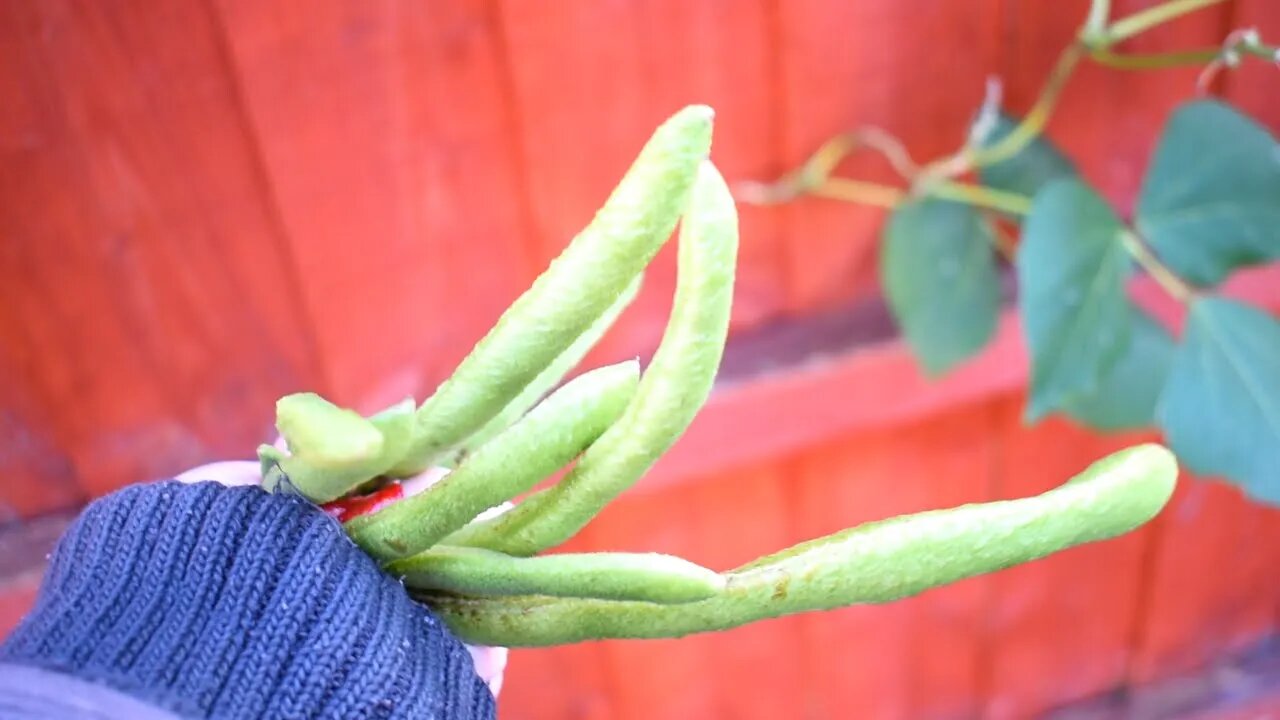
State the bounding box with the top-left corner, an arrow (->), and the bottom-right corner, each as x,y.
262,105 -> 1180,647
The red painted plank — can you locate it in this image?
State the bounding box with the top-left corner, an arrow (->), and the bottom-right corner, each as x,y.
0,354 -> 82,519
774,0 -> 1003,313
983,395 -> 1157,718
213,0 -> 537,410
0,0 -> 319,502
685,465 -> 806,720
1226,0 -> 1280,127
790,403 -> 992,719
1130,479 -> 1280,684
622,0 -> 790,339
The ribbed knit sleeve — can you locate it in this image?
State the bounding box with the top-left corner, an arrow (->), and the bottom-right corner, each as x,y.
0,481 -> 496,720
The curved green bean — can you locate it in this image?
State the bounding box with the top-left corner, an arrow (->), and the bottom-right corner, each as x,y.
270,394 -> 415,502
424,444 -> 1177,646
388,106 -> 714,476
388,546 -> 724,604
461,275 -> 643,455
450,161 -> 739,556
347,360 -> 640,560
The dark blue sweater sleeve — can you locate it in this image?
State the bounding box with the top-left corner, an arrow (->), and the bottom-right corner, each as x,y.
0,480 -> 496,720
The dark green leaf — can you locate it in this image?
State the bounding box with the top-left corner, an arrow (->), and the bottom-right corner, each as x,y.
1136,100 -> 1280,287
976,112 -> 1077,197
1156,298 -> 1280,504
881,198 -> 1000,377
1018,179 -> 1132,422
1061,307 -> 1174,431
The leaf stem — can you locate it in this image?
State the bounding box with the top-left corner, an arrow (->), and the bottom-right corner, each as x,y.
810,178 -> 904,209
971,43 -> 1086,169
926,181 -> 1032,217
1089,47 -> 1221,69
1119,230 -> 1196,304
734,127 -> 917,207
1106,0 -> 1231,45
984,215 -> 1019,262
1084,0 -> 1113,44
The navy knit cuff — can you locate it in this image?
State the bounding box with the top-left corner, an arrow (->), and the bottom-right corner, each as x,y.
0,481 -> 495,720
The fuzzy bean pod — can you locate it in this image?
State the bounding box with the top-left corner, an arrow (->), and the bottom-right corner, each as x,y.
424,444 -> 1177,646
276,393 -> 383,467
449,161 -> 739,556
269,395 -> 415,502
460,276 -> 643,455
387,106 -> 714,476
388,546 -> 724,604
347,361 -> 641,560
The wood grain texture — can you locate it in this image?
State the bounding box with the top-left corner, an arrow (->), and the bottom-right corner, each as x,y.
775,0 -> 1003,313
212,0 -> 538,409
789,405 -> 993,719
983,396 -> 1157,718
0,0 -> 319,505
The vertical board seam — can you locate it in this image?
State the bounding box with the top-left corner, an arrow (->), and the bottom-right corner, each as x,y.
489,0 -> 548,282
200,0 -> 330,395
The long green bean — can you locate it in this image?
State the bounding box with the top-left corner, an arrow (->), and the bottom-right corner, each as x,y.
449,161 -> 739,556
460,276 -> 643,455
388,106 -> 714,476
389,546 -> 724,604
347,361 -> 640,560
424,444 -> 1177,646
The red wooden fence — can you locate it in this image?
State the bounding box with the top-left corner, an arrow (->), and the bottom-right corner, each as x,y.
3,0 -> 1279,717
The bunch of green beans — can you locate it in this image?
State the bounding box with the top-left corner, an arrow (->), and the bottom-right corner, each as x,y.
262,105 -> 1179,647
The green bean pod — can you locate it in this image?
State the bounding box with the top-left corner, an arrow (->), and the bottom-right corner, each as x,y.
450,161 -> 739,556
269,395 -> 415,502
347,361 -> 640,560
388,546 -> 724,604
388,106 -> 714,476
461,276 -> 643,455
424,444 -> 1177,646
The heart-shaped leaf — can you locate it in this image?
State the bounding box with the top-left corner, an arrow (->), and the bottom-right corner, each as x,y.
1018,180 -> 1132,422
881,198 -> 1000,377
1061,307 -> 1174,431
1156,298 -> 1280,504
1136,100 -> 1280,287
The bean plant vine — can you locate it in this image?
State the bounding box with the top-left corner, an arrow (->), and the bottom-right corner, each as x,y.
741,0 -> 1280,505
257,102 -> 1179,648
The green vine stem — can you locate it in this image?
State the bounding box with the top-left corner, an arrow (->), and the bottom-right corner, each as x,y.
1083,0 -> 1113,43
1120,230 -> 1197,303
947,42 -> 1087,174
740,0 -> 1266,312
733,126 -> 916,208
808,178 -> 904,209
925,180 -> 1033,216
1105,0 -> 1230,44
